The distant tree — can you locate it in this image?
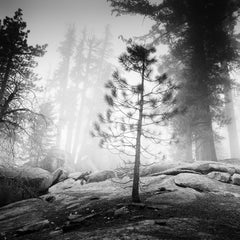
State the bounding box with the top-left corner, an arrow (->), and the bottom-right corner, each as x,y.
92,44 -> 176,202
24,102 -> 56,166
53,26 -> 75,147
77,27 -> 113,163
0,9 -> 47,139
70,29 -> 87,159
72,34 -> 101,160
71,29 -> 113,166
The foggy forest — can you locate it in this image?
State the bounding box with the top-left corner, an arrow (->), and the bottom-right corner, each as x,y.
2,0 -> 240,239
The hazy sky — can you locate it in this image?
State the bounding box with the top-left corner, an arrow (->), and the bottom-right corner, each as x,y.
0,0 -> 154,78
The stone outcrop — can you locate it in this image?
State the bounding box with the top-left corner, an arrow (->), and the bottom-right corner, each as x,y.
140,162 -> 181,177
3,161 -> 240,239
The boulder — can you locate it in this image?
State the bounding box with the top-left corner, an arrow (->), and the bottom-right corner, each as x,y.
87,170 -> 116,183
174,173 -> 240,197
160,161 -> 237,176
18,166 -> 53,192
0,176 -> 27,207
0,166 -> 53,207
52,168 -> 68,186
69,172 -> 84,180
207,171 -> 231,183
174,173 -> 225,192
231,174 -> 240,186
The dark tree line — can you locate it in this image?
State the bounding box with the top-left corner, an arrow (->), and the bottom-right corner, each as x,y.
107,0 -> 240,161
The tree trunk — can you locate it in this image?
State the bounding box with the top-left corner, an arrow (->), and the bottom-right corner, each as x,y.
183,126 -> 193,162
132,63 -> 145,203
65,121 -> 74,153
195,105 -> 217,161
191,25 -> 217,162
224,87 -> 240,158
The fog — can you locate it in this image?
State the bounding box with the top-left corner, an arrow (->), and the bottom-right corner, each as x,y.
1,0 -> 240,172
3,2 -> 240,238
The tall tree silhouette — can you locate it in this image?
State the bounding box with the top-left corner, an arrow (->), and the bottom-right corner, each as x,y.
0,9 -> 47,137
108,0 -> 240,161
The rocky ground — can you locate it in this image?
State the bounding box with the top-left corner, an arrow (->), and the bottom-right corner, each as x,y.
2,161 -> 240,239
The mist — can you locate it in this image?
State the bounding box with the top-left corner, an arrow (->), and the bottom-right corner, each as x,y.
2,1 -> 240,239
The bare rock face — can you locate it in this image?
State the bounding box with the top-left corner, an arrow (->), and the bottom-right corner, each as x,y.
49,178 -> 75,193
146,188 -> 201,205
173,173 -> 240,197
207,171 -> 231,183
0,198 -> 50,234
140,162 -> 181,177
174,173 -> 226,192
87,170 -> 116,183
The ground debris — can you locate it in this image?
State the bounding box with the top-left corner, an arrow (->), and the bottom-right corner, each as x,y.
15,219 -> 50,235
62,213 -> 99,232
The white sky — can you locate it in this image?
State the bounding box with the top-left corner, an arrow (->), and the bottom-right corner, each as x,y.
0,0 -> 158,78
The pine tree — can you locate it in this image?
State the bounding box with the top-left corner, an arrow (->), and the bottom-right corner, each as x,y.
25,102 -> 56,166
92,44 -> 176,202
0,9 -> 47,137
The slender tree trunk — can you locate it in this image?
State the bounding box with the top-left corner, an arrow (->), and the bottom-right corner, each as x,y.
184,126 -> 193,162
132,63 -> 145,203
0,56 -> 12,113
224,87 -> 240,158
71,104 -> 83,161
65,121 -> 74,153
